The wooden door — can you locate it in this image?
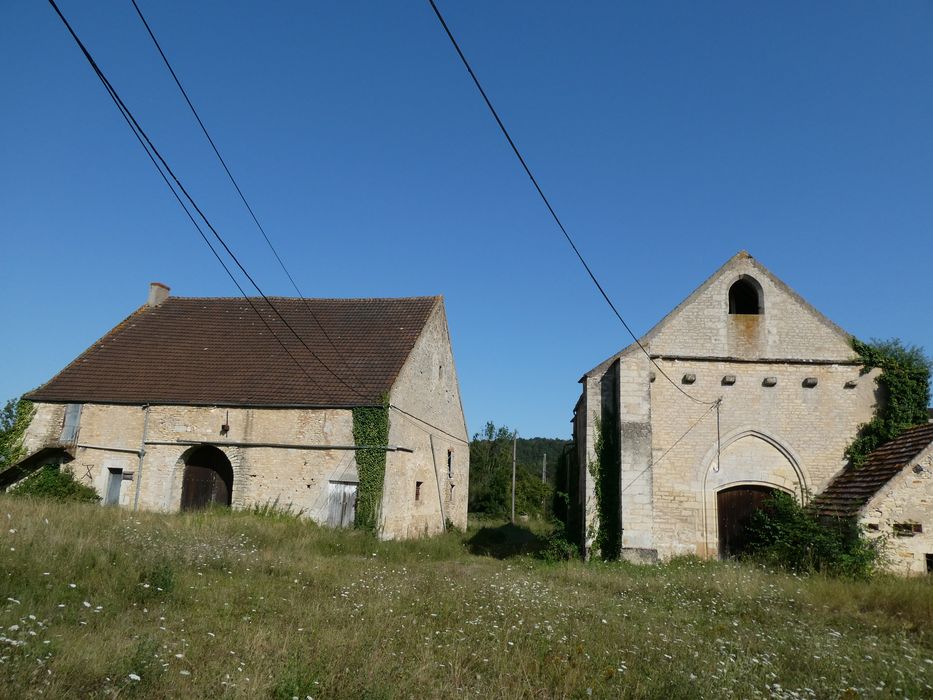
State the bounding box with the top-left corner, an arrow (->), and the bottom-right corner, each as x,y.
326,482 -> 357,528
180,447 -> 233,511
717,485 -> 776,559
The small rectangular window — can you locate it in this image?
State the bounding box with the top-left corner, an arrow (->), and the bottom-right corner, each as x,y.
893,522 -> 923,537
415,481 -> 423,501
447,449 -> 453,479
927,553 -> 933,575
60,403 -> 82,443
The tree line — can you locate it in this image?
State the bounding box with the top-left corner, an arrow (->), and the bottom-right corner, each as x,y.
468,421 -> 570,519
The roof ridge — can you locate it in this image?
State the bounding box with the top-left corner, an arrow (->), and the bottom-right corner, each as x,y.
165,295 -> 443,303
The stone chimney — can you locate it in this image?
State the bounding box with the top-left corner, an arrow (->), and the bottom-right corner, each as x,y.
147,282 -> 170,307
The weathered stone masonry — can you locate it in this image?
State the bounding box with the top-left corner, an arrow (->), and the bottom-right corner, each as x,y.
573,252 -> 880,561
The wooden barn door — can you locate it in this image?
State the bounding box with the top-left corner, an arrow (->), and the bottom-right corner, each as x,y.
181,446 -> 233,511
717,485 -> 777,559
326,482 -> 357,528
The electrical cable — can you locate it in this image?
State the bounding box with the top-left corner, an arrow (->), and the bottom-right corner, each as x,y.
128,0 -> 368,396
620,398 -> 721,495
426,0 -> 717,406
49,0 -> 370,405
49,0 -> 471,446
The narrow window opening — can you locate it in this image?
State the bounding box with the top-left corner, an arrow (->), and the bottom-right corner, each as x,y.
728,279 -> 761,314
415,481 -> 423,501
927,553 -> 933,574
893,522 -> 922,537
447,449 -> 453,479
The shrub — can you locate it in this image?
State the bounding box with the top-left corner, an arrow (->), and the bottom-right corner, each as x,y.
249,497 -> 304,520
537,523 -> 581,563
744,491 -> 881,578
10,464 -> 100,503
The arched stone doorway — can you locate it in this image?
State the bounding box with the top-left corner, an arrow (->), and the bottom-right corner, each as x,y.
700,428 -> 809,558
180,445 -> 233,511
717,484 -> 778,558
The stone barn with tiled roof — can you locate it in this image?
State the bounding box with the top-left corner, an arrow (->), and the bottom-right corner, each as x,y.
11,283 -> 468,539
570,251 -> 884,562
814,423 -> 933,575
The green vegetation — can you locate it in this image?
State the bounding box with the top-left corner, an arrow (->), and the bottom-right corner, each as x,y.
846,338 -> 931,468
352,402 -> 389,531
1,497 -> 931,698
0,397 -> 35,471
468,422 -> 564,519
8,465 -> 100,503
587,417 -> 621,560
745,491 -> 881,578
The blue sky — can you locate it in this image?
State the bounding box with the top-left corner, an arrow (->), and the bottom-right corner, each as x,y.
1,1 -> 931,439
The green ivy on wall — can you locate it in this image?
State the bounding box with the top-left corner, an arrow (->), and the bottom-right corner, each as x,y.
587,416 -> 621,560
352,400 -> 390,532
845,338 -> 931,468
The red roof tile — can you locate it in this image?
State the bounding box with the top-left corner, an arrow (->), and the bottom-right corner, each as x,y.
812,423 -> 933,518
25,296 -> 440,407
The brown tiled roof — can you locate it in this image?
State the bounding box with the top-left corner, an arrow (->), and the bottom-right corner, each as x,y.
812,423 -> 933,518
25,296 -> 440,408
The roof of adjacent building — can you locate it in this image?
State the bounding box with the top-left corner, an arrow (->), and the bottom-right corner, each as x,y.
25,295 -> 442,408
812,423 -> 933,518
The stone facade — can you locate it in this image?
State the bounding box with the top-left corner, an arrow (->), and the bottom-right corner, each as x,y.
17,295 -> 468,539
861,445 -> 933,576
573,252 -> 880,560
382,301 -> 469,538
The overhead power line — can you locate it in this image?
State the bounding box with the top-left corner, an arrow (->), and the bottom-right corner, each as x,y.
426,0 -> 716,407
47,0 -> 470,446
127,0 -> 367,396
48,0 -> 370,405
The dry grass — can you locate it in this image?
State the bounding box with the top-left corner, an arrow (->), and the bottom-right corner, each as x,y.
1,497 -> 932,698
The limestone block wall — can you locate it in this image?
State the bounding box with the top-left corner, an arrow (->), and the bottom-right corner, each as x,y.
21,402 -> 68,454
648,359 -> 879,558
579,374 -> 601,553
645,256 -> 856,362
382,302 -> 469,540
862,446 -> 933,576
617,353 -> 654,557
22,401 -> 359,523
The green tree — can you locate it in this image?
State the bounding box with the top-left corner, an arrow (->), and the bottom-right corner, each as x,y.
0,398 -> 36,471
468,422 -> 559,518
468,422 -> 514,516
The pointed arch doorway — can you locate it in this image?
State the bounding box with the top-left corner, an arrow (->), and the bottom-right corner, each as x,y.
181,445 -> 233,511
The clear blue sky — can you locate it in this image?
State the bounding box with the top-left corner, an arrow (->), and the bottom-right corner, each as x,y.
1,1 -> 931,439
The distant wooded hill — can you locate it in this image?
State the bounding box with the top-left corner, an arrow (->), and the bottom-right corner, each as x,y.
468,423 -> 571,517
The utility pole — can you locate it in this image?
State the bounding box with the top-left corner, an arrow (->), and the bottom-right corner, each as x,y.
542,452 -> 547,482
511,432 -> 517,524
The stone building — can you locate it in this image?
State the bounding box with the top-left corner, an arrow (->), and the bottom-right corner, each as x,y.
814,423 -> 933,575
11,284 -> 469,539
571,251 -> 882,561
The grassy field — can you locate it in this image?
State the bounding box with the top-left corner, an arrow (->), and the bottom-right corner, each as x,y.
1,498 -> 932,699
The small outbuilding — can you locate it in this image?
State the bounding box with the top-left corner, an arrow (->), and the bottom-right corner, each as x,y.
813,423 -> 933,575
11,283 -> 469,539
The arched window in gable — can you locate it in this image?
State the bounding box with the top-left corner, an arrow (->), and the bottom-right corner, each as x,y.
728,277 -> 762,314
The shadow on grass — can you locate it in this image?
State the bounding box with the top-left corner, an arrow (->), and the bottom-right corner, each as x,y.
466,522 -> 548,559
